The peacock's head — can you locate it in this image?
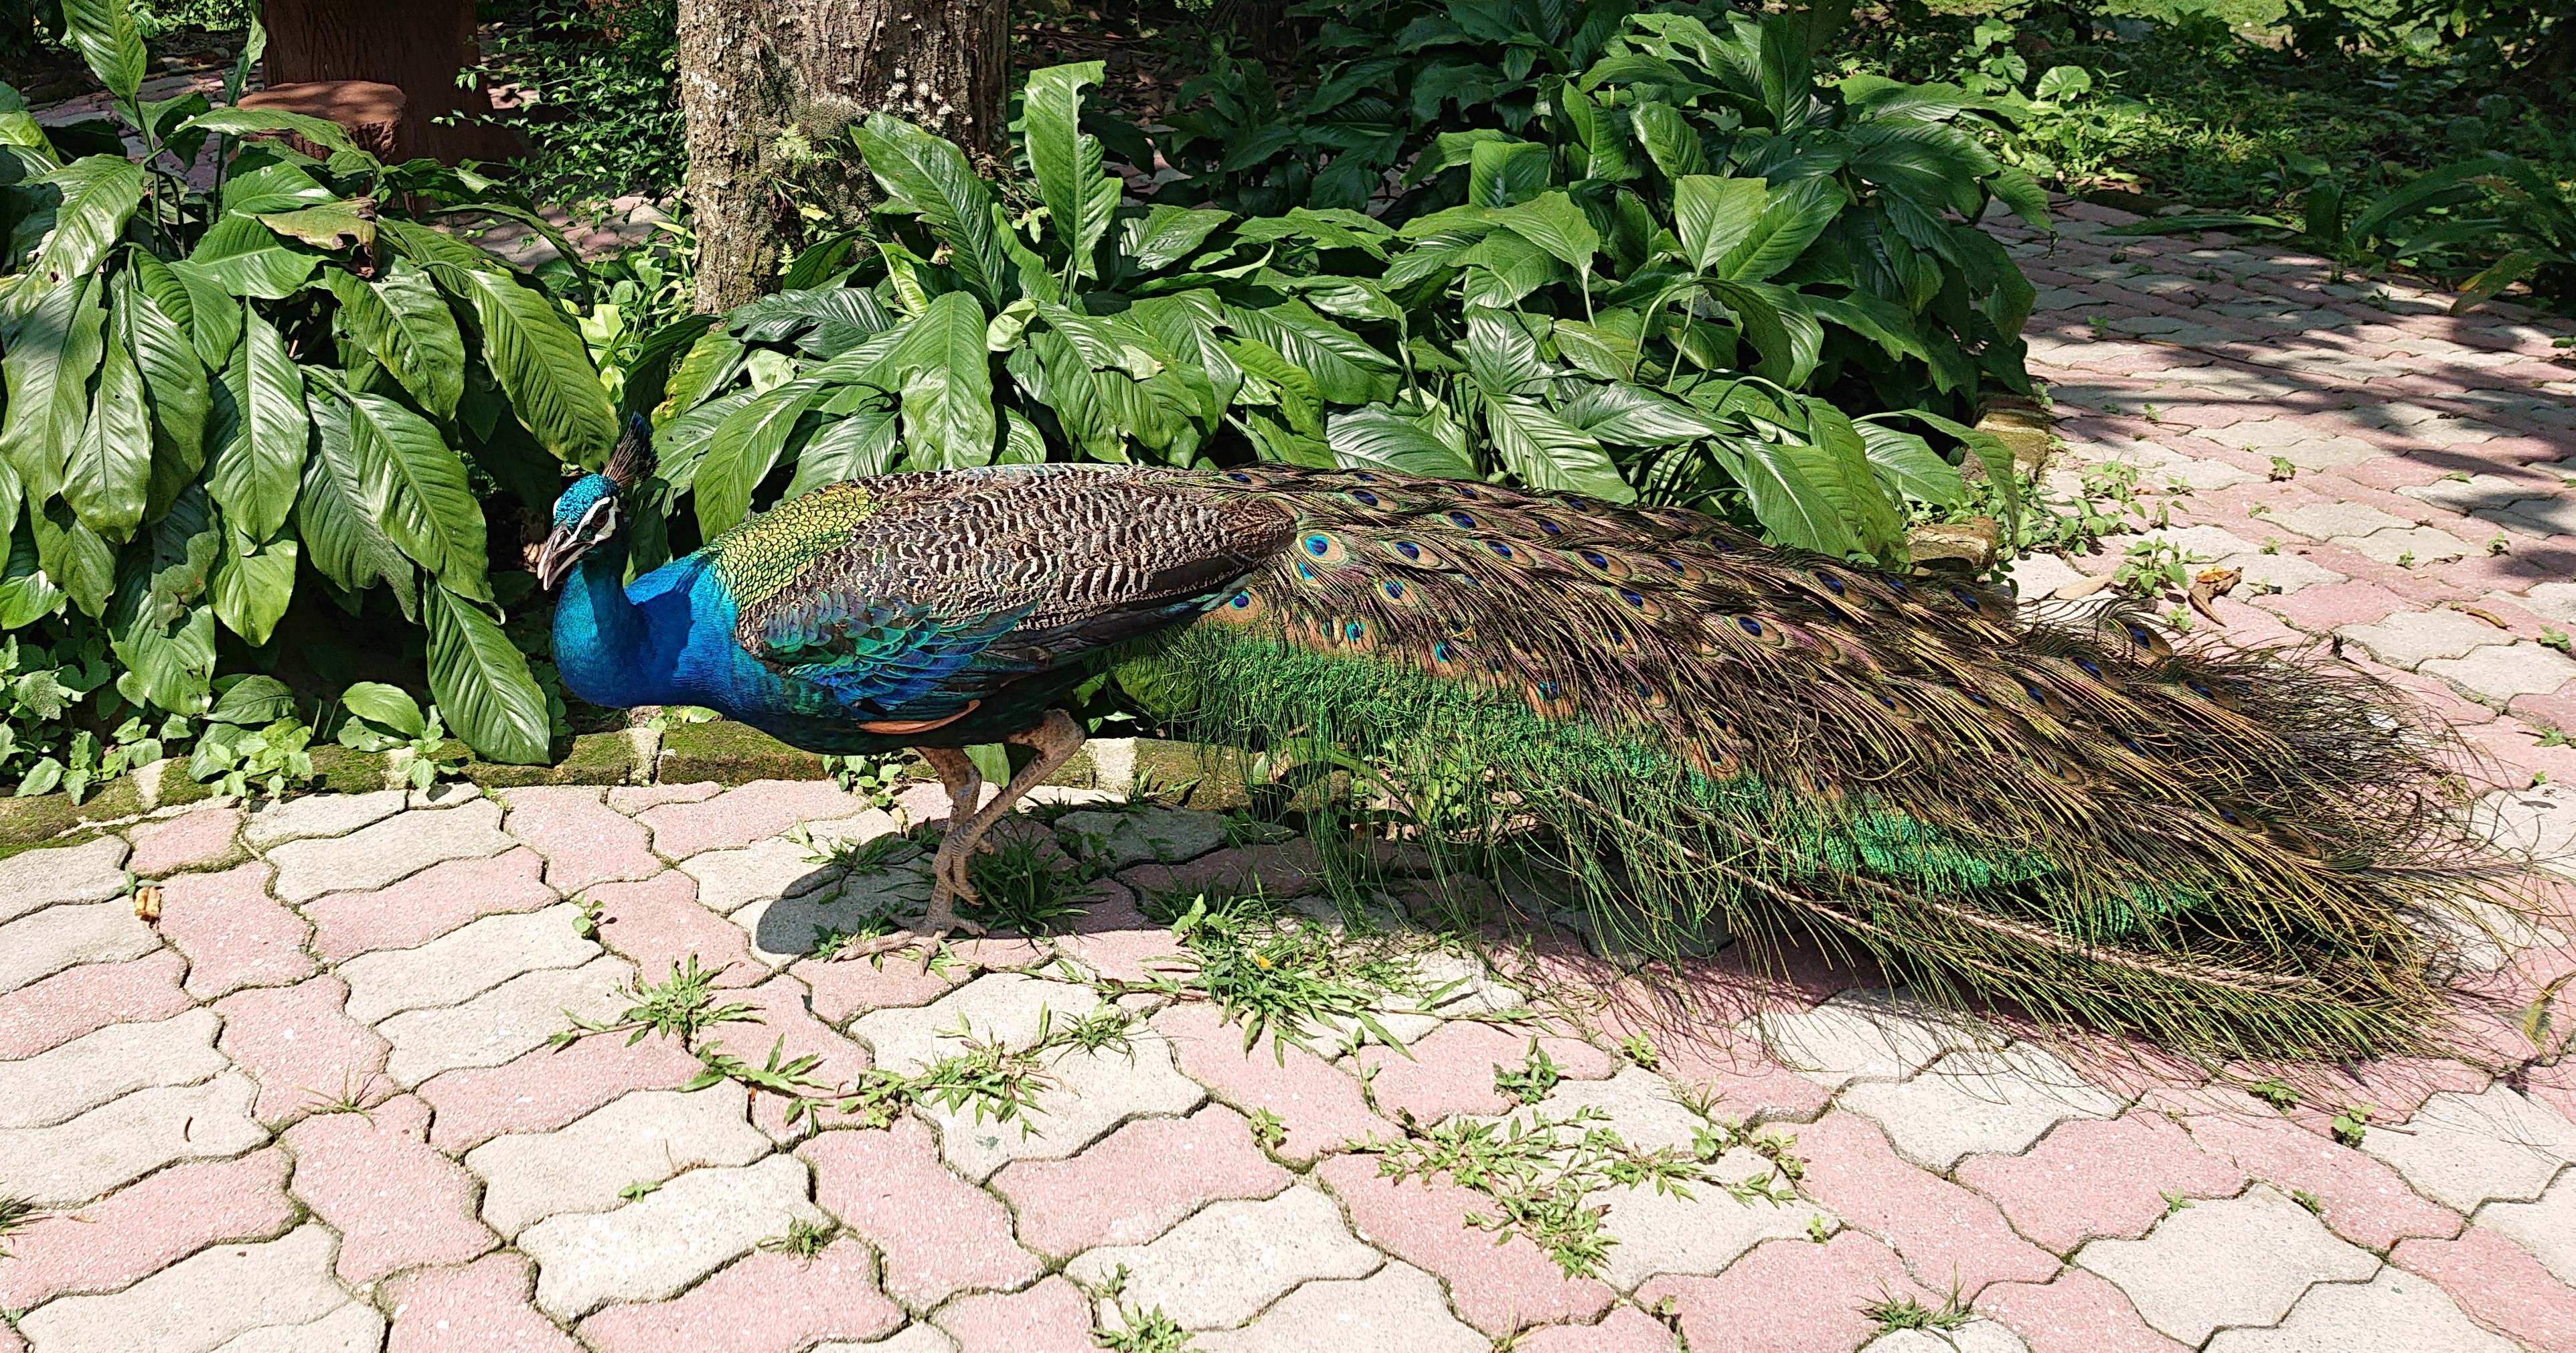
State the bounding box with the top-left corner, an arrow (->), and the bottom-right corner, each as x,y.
537,414 -> 655,591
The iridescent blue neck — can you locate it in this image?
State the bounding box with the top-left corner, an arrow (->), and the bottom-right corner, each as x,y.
552,540 -> 669,710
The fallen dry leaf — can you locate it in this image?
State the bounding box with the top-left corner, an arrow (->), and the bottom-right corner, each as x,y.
2052,572 -> 2120,600
2188,566 -> 2242,624
133,885 -> 162,923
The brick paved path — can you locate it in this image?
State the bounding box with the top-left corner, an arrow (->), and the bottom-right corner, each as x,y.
6,212 -> 2576,1353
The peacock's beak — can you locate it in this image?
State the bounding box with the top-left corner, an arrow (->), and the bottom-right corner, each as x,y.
534,526 -> 589,592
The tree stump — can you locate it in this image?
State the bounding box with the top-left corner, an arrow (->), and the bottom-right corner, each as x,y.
237,80 -> 406,159
258,0 -> 517,163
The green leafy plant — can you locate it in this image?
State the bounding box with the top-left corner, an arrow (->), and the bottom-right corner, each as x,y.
1093,1305 -> 1195,1353
185,676 -> 312,797
1863,1289 -> 1972,1335
757,1216 -> 839,1259
332,680 -> 465,790
0,1 -> 618,770
2330,1103 -> 2372,1147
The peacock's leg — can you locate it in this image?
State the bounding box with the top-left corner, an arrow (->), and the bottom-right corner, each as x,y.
924,710 -> 1088,926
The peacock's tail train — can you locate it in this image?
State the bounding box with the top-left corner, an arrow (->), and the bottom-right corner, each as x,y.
1117,465 -> 2523,1058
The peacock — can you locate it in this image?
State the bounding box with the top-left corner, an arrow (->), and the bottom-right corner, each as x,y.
542,417 -> 2514,1057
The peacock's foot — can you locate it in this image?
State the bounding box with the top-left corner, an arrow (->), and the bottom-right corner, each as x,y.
831,905 -> 988,965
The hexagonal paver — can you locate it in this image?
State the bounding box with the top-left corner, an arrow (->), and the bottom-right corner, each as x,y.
1838,1046 -> 2124,1171
2358,1085 -> 2576,1212
2077,1186 -> 2379,1345
0,898 -> 161,996
1314,1152 -> 1616,1333
1956,1112 -> 2247,1254
679,836 -> 841,915
495,787 -> 663,892
303,848 -> 558,964
2467,1164 -> 2576,1285
927,1032 -> 1206,1182
1186,1261 -> 1488,1353
573,1237 -> 903,1353
339,903 -> 602,1024
0,1149 -> 295,1312
849,972 -> 1102,1076
378,955 -> 636,1085
0,949 -> 191,1059
1753,989 -> 1997,1089
0,836 -> 131,925
0,1007 -> 226,1129
266,801 -> 515,902
518,1155 -> 827,1320
283,1095 -> 497,1284
15,1223 -> 351,1353
467,1084 -> 773,1236
0,1072 -> 268,1206
2421,643 -> 2576,702
1064,1186 -> 1384,1330
382,1252 -> 583,1353
994,1105 -> 1293,1257
1587,1148 -> 1828,1292
1501,1067 -> 1712,1154
242,790 -> 407,851
2201,1267 -> 2513,1352
1638,1232 -> 1931,1353
2278,501 -> 2413,541
803,1117 -> 1043,1307
1054,806 -> 1228,869
2335,609 -> 2509,669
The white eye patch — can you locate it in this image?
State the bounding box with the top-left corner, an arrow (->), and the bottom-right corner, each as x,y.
577,497 -> 621,539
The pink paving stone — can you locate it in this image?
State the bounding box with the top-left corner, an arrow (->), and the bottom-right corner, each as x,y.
2178,1095 -> 2463,1249
574,1238 -> 903,1353
1354,1021 -> 1617,1124
1977,1270 -> 2190,1353
215,973 -> 394,1125
1954,1114 -> 2246,1255
497,787 -> 661,892
722,976 -> 875,1137
607,782 -> 720,813
2255,579 -> 2417,633
285,1093 -> 497,1284
0,1320 -> 19,1353
386,1252 -> 584,1353
934,1275 -> 1095,1353
589,870 -> 764,987
2510,688 -> 2576,733
1513,1308 -> 1682,1353
1317,1153 -> 1616,1335
1119,839 -> 1328,900
1637,1233 -> 1931,1353
160,861 -> 316,1000
305,848 -> 557,963
1151,1000 -> 1386,1162
0,1148 -> 295,1309
416,1030 -> 704,1152
992,1105 -> 1291,1257
0,949 -> 189,1058
1793,1111 -> 2059,1295
637,779 -> 867,859
2394,1228 -> 2576,1353
795,951 -> 971,1024
801,1119 -> 1042,1307
125,804 -> 242,876
2330,455 -> 2456,491
1048,882 -> 1175,985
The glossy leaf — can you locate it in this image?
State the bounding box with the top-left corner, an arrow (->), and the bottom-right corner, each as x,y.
880,292 -> 998,469
312,372 -> 490,600
210,524 -> 296,645
120,272 -> 210,489
60,0 -> 145,100
297,402 -> 416,614
326,260 -> 465,419
1325,406 -> 1477,478
447,266 -> 617,467
0,276 -> 106,503
850,112 -> 1010,308
35,155 -> 143,281
424,583 -> 552,765
1482,392 -> 1633,501
204,309 -> 307,544
0,517 -> 64,628
694,378 -> 821,538
339,680 -> 426,737
173,215 -> 319,299
64,320 -> 150,540
1467,139 -> 1550,207
1024,61 -> 1115,283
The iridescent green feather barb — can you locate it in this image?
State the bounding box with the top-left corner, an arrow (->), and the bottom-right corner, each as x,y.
542,435 -> 2522,1057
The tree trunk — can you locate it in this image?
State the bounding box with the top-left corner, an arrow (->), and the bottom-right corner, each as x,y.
258,0 -> 513,163
677,0 -> 1008,314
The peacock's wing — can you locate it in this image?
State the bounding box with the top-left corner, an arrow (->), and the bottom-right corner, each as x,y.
710,466 -> 1296,718
1131,464 -> 2512,1058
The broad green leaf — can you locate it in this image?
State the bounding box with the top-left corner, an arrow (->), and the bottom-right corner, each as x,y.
339,680 -> 426,736
1630,101 -> 1706,180
118,274 -> 210,518
1482,392 -> 1633,501
447,266 -> 617,467
252,201 -> 374,250
1878,407 -> 2019,526
1228,300 -> 1400,405
1674,175 -> 1767,275
0,276 -> 106,502
1801,398 -> 1905,560
1558,84 -> 1633,182
60,0 -> 145,100
850,112 -> 1009,307
1224,337 -> 1322,434
206,674 -> 296,725
1467,139 -> 1551,208
1495,192 -> 1600,275
1464,306 -> 1550,396
1550,318 -> 1640,381
785,403 -> 902,499
31,498 -> 114,615
65,323 -> 150,540
106,485 -> 220,710
210,524 -> 295,645
35,155 -> 143,281
424,583 -> 552,765
1119,206 -> 1234,274
1985,165 -> 2051,231
1457,228 -> 1562,308
1705,278 -> 1823,386
1854,420 -> 1967,507
299,401 -> 416,613
999,408 -> 1048,464
1737,438 -> 1861,557
218,161 -> 336,216
0,516 -> 64,627
148,253 -> 240,368
378,217 -> 502,275
327,260 -> 465,419
1325,406 -> 1476,479
880,291 -> 997,469
174,214 -> 319,299
693,378 -> 821,538
313,372 -> 490,599
183,104 -> 363,159
1022,60 -> 1114,284
205,309 -> 307,543
1554,382 -> 1725,444
661,327 -> 747,417
1723,176 -> 1844,282
110,598 -> 214,713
